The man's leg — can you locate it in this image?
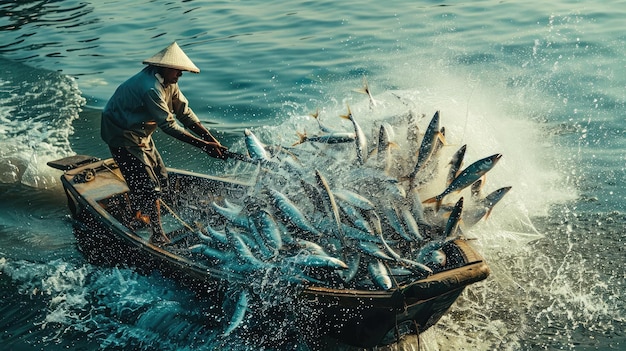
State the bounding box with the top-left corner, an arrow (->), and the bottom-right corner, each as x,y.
110,147 -> 169,244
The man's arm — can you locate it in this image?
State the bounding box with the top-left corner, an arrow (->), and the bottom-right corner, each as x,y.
188,122 -> 220,144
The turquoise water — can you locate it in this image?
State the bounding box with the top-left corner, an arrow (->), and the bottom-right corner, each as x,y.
1,0 -> 625,350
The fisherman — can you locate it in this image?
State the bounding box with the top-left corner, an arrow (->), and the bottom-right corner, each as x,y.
101,42 -> 228,245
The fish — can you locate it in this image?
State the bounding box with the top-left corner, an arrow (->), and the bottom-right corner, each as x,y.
333,188 -> 376,211
212,202 -> 249,229
189,244 -> 233,262
226,227 -> 265,267
408,111 -> 446,179
268,188 -> 322,237
463,186 -> 512,227
368,260 -> 393,290
244,128 -> 271,161
367,211 -> 433,274
423,153 -> 503,211
400,208 -> 424,242
339,251 -> 361,283
447,144 -> 467,186
290,238 -> 328,256
382,205 -> 413,242
310,108 -> 341,134
357,241 -> 394,261
470,178 -> 484,200
283,253 -> 348,270
292,130 -> 356,146
223,290 -> 249,337
376,123 -> 396,173
251,208 -> 283,252
340,104 -> 368,165
354,76 -> 377,109
443,197 -> 464,239
315,170 -> 343,238
246,216 -> 277,260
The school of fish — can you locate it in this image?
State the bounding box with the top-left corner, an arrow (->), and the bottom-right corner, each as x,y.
187,83 -> 511,335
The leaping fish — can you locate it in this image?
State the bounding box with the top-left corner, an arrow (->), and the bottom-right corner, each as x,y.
310,108 -> 342,134
354,76 -> 377,109
292,130 -> 356,146
408,111 -> 446,180
463,186 -> 512,227
447,144 -> 467,186
244,129 -> 271,161
423,153 -> 502,211
443,197 -> 464,239
340,104 -> 368,165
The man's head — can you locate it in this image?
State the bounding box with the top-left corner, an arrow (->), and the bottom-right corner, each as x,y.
157,67 -> 183,85
143,42 -> 200,74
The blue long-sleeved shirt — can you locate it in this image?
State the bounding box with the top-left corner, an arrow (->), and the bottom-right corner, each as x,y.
101,65 -> 200,164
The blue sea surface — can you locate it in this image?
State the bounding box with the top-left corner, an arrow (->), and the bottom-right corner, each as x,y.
1,0 -> 625,350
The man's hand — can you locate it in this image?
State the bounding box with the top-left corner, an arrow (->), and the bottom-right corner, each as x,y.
202,141 -> 228,160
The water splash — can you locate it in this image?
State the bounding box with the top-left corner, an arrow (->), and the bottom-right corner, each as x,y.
0,58 -> 85,188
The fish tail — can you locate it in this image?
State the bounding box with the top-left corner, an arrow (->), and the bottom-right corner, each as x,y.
310,108 -> 320,119
422,196 -> 443,212
339,104 -> 353,120
292,130 -> 307,146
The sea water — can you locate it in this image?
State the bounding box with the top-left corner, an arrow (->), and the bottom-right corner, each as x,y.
0,1 -> 624,350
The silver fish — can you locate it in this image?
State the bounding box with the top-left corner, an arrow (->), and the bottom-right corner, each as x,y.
292,130 -> 356,146
284,253 -> 348,270
447,144 -> 467,186
368,260 -> 393,290
339,251 -> 361,283
423,153 -> 502,211
340,104 -> 368,165
368,212 -> 433,274
268,188 -> 321,237
376,123 -> 395,173
226,227 -> 265,267
354,76 -> 377,109
189,244 -> 233,262
223,290 -> 249,337
357,241 -> 394,261
408,111 -> 445,179
400,208 -> 424,242
247,216 -> 277,261
443,197 -> 464,239
315,170 -> 343,238
333,188 -> 376,211
251,208 -> 283,252
212,202 -> 249,228
382,205 -> 413,242
310,108 -> 342,134
463,186 -> 512,227
244,128 -> 270,160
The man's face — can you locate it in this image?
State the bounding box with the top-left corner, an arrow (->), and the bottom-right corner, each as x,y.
161,67 -> 183,85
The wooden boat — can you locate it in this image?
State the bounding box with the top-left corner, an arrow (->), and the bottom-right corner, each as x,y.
48,154 -> 490,349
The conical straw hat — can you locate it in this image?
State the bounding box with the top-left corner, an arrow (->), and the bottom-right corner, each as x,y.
142,42 -> 200,73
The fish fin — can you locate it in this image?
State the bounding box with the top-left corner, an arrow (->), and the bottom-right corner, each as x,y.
422,196 -> 437,204
292,130 -> 307,146
310,108 -> 320,119
422,196 -> 444,211
484,207 -> 494,220
436,131 -> 447,146
339,104 -> 353,120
